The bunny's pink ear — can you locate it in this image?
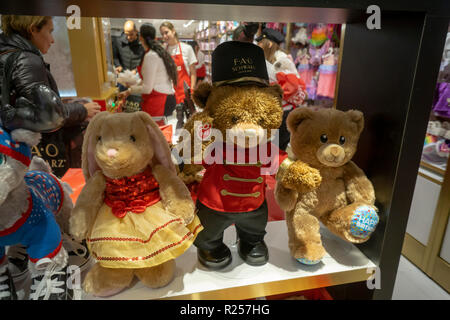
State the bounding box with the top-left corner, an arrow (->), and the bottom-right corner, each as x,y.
81,112 -> 109,180
137,112 -> 176,174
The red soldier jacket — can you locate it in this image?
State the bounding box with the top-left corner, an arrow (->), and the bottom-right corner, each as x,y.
197,142 -> 280,213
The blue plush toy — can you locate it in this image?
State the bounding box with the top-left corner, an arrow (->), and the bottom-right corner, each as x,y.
0,128 -> 75,300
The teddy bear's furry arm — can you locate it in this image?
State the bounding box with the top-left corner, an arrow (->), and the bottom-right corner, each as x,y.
152,164 -> 195,224
277,159 -> 322,193
177,111 -> 214,183
275,159 -> 321,211
179,111 -> 215,155
69,170 -> 106,241
343,161 -> 375,205
178,164 -> 205,184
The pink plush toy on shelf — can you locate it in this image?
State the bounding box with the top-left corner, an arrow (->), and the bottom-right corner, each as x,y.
316,48 -> 339,100
296,48 -> 314,91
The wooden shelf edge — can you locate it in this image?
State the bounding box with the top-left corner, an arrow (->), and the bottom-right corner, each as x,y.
430,257 -> 450,293
420,160 -> 447,176
402,233 -> 427,270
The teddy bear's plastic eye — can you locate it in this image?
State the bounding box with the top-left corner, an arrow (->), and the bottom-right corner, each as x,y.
0,154 -> 6,165
97,136 -> 102,142
130,135 -> 136,142
231,116 -> 239,124
339,136 -> 346,145
320,134 -> 328,143
259,118 -> 265,126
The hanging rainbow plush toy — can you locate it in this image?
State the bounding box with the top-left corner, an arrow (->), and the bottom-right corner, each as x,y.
424,133 -> 437,146
309,24 -> 328,47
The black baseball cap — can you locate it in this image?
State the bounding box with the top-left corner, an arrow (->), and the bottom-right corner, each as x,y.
255,28 -> 285,45
212,41 -> 269,87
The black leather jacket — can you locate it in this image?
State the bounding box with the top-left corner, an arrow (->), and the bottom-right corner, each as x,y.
112,33 -> 145,71
0,33 -> 87,131
0,33 -> 87,177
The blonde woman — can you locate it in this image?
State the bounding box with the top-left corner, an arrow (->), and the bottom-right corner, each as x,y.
0,15 -> 99,300
159,21 -> 197,104
0,15 -> 100,176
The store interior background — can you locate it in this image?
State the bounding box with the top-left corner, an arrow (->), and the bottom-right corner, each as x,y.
47,17 -> 342,109
1,13 -> 449,299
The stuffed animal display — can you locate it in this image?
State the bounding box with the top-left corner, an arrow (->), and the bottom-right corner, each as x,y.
0,128 -> 74,300
178,41 -> 320,270
69,111 -> 202,297
275,107 -> 379,265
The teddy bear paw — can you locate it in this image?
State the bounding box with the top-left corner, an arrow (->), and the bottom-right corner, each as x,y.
296,257 -> 322,265
281,161 -> 322,193
350,205 -> 379,239
178,172 -> 197,184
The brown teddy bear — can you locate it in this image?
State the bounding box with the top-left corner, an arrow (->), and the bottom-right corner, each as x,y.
176,41 -> 320,270
69,111 -> 202,297
275,107 -> 378,265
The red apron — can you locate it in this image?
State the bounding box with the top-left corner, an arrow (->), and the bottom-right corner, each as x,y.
196,63 -> 206,78
171,42 -> 191,104
137,63 -> 167,117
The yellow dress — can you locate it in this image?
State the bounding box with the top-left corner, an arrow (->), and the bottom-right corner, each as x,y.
87,202 -> 202,269
86,168 -> 203,269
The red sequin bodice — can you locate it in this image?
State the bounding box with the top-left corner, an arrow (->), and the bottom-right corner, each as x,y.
104,167 -> 161,218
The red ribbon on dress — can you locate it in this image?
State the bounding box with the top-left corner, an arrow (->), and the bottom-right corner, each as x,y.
104,167 -> 161,218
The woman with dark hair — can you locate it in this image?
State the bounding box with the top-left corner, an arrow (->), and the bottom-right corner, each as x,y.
160,21 -> 197,104
121,23 -> 177,120
188,40 -> 206,89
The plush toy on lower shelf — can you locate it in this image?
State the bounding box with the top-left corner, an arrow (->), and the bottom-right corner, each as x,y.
275,107 -> 379,265
69,111 -> 202,297
0,128 -> 74,300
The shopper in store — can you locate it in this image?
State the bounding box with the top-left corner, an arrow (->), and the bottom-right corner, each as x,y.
188,40 -> 206,89
0,15 -> 100,300
0,15 -> 101,176
256,28 -> 307,150
159,21 -> 197,104
112,20 -> 145,74
119,23 -> 177,120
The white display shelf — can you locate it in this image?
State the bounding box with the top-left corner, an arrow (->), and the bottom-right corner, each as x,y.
84,220 -> 376,300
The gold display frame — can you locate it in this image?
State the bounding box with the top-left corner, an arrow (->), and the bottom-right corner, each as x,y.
67,17 -> 117,100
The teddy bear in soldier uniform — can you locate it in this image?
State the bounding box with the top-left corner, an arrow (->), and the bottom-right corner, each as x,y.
178,41 -> 320,269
